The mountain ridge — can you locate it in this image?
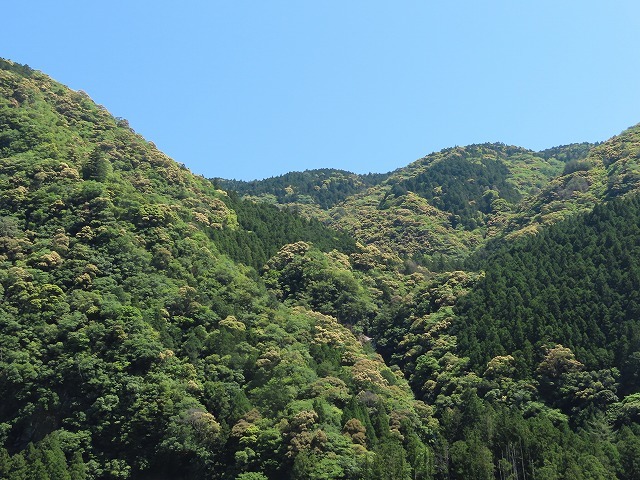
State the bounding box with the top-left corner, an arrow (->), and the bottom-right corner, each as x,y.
217,141 -> 603,265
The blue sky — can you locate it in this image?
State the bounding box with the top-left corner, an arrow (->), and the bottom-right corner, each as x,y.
3,1 -> 640,180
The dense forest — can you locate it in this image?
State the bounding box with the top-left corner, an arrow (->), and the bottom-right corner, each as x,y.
458,194 -> 640,377
223,143 -> 594,266
2,57 -> 640,479
0,59 -> 433,479
382,149 -> 522,230
208,190 -> 357,270
215,169 -> 390,210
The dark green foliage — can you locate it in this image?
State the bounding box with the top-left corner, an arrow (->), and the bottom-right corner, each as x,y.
208,191 -> 356,270
0,448 -> 11,478
0,436 -> 87,480
384,146 -> 521,229
69,452 -> 88,480
537,142 -> 597,163
456,194 -> 640,386
618,426 -> 640,480
368,438 -> 409,480
563,158 -> 594,175
216,169 -> 389,209
357,192 -> 639,475
0,58 -> 432,480
81,147 -> 112,182
4,57 -> 640,480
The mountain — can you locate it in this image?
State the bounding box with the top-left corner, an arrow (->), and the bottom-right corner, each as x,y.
221,143 -> 597,266
329,141 -> 598,263
457,194 -> 640,379
215,169 -> 390,211
216,105 -> 640,478
2,57 -> 640,480
0,59 -> 432,479
509,124 -> 640,236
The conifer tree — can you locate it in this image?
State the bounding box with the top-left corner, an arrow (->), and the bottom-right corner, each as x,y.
68,451 -> 87,480
82,147 -> 111,182
10,453 -> 29,480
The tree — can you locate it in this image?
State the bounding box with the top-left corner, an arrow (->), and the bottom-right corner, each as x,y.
9,453 -> 29,480
82,147 -> 111,182
42,440 -> 71,480
68,451 -> 87,480
0,448 -> 11,478
449,435 -> 493,480
235,473 -> 268,480
369,438 -> 409,480
618,426 -> 640,480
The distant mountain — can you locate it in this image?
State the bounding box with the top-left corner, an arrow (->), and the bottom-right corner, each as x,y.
509,124 -> 640,236
328,143 -> 594,265
221,143 -> 599,265
215,169 -> 390,210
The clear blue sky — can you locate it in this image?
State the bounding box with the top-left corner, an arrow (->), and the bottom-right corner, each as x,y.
3,1 -> 640,180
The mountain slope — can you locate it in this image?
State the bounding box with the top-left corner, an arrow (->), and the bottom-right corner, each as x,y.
215,169 -> 390,211
220,142 -> 598,265
3,57 -> 640,479
229,132 -> 640,477
328,143 -> 579,263
0,58 -> 433,480
458,194 -> 640,380
509,124 -> 640,236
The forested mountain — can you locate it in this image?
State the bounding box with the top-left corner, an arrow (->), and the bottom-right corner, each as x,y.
457,194 -> 640,381
215,169 -> 390,212
0,59 -> 433,479
221,143 -> 597,266
207,191 -> 357,270
510,124 -> 640,235
328,143 -> 580,266
2,56 -> 640,480
361,194 -> 640,479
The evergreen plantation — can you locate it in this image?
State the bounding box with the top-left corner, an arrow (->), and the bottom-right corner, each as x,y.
1,57 -> 640,479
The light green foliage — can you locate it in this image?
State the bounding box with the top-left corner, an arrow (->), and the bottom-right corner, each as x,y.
235,473 -> 268,480
509,125 -> 640,236
324,143 -> 575,265
263,242 -> 376,326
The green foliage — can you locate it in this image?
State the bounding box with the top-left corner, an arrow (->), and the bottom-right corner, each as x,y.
0,58 -> 35,78
208,191 -> 356,270
457,194 -> 640,388
325,142 -> 572,265
216,168 -> 389,210
4,57 -> 640,480
69,451 -> 88,480
235,473 -> 268,480
263,242 -> 375,326
510,125 -> 640,234
0,59 -> 431,480
384,146 -> 521,229
81,147 -> 112,182
538,142 -> 596,163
